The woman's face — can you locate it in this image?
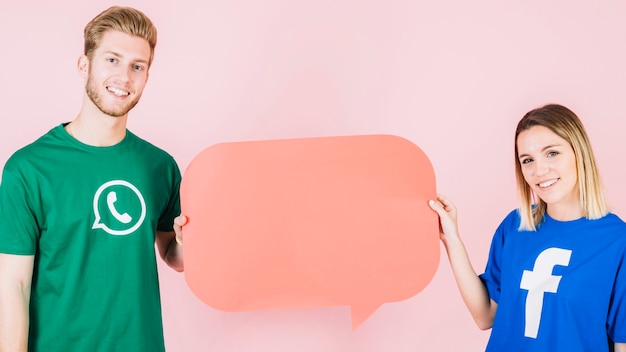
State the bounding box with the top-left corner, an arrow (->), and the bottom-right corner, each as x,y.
517,125 -> 581,220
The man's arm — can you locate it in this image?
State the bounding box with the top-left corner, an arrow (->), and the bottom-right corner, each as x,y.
155,215 -> 186,272
0,253 -> 34,352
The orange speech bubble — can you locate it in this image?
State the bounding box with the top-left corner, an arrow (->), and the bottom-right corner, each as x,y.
181,134 -> 439,330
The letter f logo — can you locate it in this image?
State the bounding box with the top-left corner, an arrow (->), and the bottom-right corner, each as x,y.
519,247 -> 572,339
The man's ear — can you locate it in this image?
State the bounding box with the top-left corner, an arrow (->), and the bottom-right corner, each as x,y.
77,54 -> 89,78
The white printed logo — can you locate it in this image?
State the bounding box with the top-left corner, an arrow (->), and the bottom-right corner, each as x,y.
519,247 -> 572,338
92,180 -> 146,235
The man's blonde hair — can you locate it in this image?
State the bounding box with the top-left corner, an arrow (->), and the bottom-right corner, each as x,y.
83,6 -> 157,66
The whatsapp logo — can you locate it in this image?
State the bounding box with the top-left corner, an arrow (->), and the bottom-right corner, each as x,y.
92,180 -> 146,236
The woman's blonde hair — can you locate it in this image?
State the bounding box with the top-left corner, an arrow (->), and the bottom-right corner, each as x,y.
515,104 -> 609,231
83,6 -> 157,66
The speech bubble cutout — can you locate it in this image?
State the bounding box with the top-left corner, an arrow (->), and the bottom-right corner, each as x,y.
181,134 -> 439,330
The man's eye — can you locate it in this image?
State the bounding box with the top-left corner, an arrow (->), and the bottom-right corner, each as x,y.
133,65 -> 143,71
107,58 -> 116,63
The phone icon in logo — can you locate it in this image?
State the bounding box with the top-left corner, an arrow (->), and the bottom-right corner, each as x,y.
106,191 -> 132,224
93,180 -> 146,236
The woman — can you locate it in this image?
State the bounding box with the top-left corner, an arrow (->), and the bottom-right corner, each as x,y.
429,104 -> 626,351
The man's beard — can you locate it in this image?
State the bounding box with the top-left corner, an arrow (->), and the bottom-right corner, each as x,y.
85,76 -> 141,117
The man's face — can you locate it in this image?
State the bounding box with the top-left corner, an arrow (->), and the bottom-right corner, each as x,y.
83,30 -> 151,117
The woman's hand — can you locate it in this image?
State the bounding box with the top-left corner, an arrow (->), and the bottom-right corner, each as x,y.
428,193 -> 460,244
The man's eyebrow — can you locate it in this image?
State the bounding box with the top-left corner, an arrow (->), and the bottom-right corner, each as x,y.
104,50 -> 149,64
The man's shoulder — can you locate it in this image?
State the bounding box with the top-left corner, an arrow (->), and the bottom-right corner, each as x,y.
5,125 -> 64,166
126,130 -> 176,161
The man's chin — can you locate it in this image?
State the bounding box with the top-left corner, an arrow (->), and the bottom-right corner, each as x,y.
99,101 -> 139,118
99,109 -> 128,118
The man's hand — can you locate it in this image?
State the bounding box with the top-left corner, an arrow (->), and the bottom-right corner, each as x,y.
174,215 -> 187,245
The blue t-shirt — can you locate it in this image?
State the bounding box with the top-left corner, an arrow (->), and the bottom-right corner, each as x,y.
479,210 -> 626,351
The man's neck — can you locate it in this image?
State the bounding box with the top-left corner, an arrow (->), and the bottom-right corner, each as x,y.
68,101 -> 129,146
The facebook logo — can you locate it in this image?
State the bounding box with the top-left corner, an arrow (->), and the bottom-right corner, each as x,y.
519,247 -> 572,339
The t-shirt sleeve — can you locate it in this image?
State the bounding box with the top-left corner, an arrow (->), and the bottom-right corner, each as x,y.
478,211 -> 516,304
156,159 -> 181,233
607,243 -> 626,342
0,165 -> 39,255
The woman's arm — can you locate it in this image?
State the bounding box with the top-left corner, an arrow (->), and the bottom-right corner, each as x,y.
429,194 -> 497,329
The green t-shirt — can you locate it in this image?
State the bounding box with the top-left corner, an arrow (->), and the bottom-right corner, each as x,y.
0,124 -> 181,352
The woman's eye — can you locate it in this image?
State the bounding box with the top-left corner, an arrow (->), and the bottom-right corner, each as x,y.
521,158 -> 533,164
547,151 -> 559,157
107,58 -> 116,63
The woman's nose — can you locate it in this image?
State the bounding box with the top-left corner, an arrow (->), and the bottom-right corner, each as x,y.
533,159 -> 549,176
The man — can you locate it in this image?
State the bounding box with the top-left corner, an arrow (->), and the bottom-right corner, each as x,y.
0,6 -> 184,351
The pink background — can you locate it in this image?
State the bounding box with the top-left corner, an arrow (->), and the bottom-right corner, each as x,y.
2,0 -> 625,350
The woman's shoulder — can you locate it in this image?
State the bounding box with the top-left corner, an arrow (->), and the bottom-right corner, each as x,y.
491,209 -> 523,240
596,212 -> 626,229
499,209 -> 522,228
